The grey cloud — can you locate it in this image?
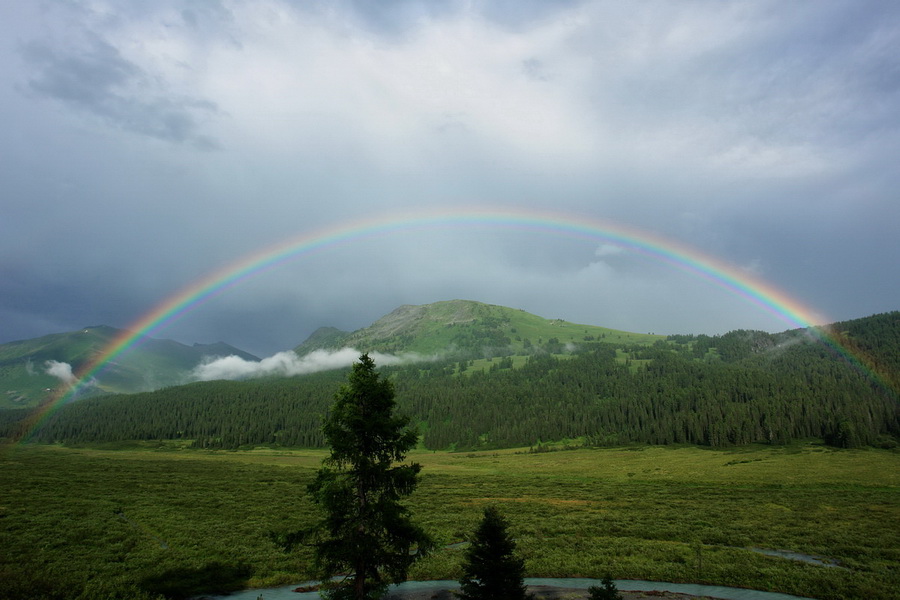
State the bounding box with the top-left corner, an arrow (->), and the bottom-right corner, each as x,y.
545,0 -> 900,169
181,1 -> 233,31
22,38 -> 138,106
326,0 -> 460,36
0,264 -> 145,342
179,0 -> 242,48
521,58 -> 549,81
1,0 -> 897,357
668,2 -> 898,145
20,37 -> 220,149
308,0 -> 584,38
479,0 -> 584,31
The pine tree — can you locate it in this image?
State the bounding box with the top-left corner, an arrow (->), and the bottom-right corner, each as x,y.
458,506 -> 531,600
308,354 -> 432,600
588,575 -> 622,600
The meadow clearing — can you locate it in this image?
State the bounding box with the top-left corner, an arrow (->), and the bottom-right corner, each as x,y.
0,442 -> 897,600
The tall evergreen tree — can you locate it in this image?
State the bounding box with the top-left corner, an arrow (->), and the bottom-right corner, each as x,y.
308,354 -> 432,600
458,506 -> 531,600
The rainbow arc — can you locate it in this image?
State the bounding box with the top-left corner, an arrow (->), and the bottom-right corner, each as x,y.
10,206 -> 896,445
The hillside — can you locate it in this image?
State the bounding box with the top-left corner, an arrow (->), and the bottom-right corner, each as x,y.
0,301 -> 658,410
11,310 -> 898,452
295,299 -> 663,356
0,326 -> 258,408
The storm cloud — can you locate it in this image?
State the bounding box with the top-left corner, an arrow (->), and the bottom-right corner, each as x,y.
1,1 -> 897,357
20,31 -> 220,149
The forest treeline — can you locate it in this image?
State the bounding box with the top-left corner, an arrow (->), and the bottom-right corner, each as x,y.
4,312 -> 898,450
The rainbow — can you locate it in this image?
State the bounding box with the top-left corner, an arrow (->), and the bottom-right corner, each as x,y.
9,206 -> 896,445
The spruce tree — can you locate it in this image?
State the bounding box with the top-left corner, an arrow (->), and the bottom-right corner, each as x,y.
458,506 -> 531,600
308,354 -> 432,600
588,575 -> 622,600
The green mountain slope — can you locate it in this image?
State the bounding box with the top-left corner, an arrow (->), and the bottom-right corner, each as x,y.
295,299 -> 663,356
13,311 -> 898,451
0,326 -> 258,408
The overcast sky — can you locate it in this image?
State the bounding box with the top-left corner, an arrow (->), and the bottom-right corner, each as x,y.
2,0 -> 898,357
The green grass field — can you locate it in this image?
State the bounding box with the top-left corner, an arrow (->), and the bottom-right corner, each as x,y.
1,442 -> 897,600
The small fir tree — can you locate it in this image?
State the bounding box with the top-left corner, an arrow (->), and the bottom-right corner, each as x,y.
308,354 -> 432,600
587,575 -> 622,600
458,506 -> 531,600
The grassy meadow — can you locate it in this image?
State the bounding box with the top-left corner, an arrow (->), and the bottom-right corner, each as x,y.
1,442 -> 897,600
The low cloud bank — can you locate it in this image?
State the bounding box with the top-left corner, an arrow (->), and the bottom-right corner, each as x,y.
44,360 -> 76,384
191,348 -> 431,382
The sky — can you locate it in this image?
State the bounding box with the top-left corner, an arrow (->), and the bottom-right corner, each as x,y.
1,0 -> 898,358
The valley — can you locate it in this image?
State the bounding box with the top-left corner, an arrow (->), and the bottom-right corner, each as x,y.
0,443 -> 897,600
1,302 -> 898,600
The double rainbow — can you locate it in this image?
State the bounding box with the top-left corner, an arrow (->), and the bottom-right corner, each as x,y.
10,206 -> 895,445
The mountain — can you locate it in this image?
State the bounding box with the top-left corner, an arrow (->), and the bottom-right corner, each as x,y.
13,311 -> 899,451
295,299 -> 664,356
0,301 -> 665,411
0,326 -> 258,409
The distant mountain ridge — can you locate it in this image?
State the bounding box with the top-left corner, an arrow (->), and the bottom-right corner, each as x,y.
2,300 -> 665,409
14,311 -> 899,452
5,301 -> 898,429
295,299 -> 663,356
0,326 -> 258,408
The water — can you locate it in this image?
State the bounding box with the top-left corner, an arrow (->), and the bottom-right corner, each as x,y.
198,578 -> 818,600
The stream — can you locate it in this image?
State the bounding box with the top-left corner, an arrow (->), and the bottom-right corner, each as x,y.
199,578 -> 818,600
